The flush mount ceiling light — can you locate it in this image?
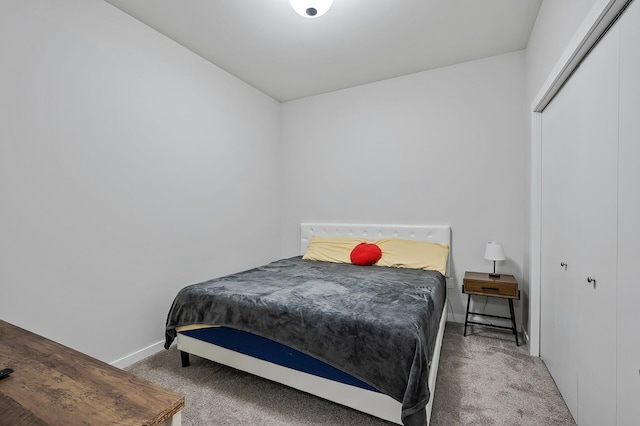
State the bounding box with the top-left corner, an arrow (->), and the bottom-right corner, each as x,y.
289,0 -> 333,18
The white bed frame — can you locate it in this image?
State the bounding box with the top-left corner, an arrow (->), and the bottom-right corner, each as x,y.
176,223 -> 451,425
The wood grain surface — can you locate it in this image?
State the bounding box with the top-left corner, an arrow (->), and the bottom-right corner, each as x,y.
0,320 -> 183,425
463,272 -> 519,299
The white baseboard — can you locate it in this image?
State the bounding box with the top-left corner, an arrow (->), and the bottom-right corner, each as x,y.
110,340 -> 165,369
447,311 -> 463,323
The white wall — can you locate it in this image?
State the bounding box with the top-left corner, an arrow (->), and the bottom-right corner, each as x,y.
525,0 -> 600,103
281,51 -> 528,327
0,0 -> 281,364
0,0 -> 588,363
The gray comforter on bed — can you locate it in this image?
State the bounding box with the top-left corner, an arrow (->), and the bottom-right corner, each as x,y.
165,256 -> 446,426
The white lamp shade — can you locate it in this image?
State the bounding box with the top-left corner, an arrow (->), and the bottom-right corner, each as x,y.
290,0 -> 333,18
484,241 -> 506,261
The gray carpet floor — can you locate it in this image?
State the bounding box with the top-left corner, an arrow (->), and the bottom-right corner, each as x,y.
125,322 -> 576,425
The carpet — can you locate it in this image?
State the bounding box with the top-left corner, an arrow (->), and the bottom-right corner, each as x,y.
125,322 -> 575,425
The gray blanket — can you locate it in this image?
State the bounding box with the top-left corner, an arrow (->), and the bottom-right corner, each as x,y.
165,256 -> 445,426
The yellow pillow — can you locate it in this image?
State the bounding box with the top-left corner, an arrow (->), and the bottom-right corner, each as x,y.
375,238 -> 449,275
302,236 -> 368,263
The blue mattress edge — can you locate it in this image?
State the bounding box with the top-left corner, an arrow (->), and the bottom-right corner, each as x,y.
179,326 -> 380,393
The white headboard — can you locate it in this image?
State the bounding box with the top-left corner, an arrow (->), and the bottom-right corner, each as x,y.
300,223 -> 451,254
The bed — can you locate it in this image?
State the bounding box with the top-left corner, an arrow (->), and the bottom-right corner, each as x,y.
164,223 -> 450,426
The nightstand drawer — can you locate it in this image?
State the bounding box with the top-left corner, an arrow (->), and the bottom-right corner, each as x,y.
463,279 -> 518,298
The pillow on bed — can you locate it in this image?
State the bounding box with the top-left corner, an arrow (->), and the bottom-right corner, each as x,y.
375,238 -> 449,274
350,242 -> 382,266
302,236 -> 367,263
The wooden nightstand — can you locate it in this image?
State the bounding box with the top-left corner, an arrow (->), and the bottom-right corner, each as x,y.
463,271 -> 520,346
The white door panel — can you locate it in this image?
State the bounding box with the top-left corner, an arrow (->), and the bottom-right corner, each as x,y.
540,14 -> 620,426
541,82 -> 580,419
617,0 -> 640,422
571,24 -> 619,426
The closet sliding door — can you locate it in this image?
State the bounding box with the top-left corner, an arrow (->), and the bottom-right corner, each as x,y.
617,0 -> 640,422
540,1 -> 640,424
540,20 -> 619,426
540,69 -> 581,419
572,25 -> 618,426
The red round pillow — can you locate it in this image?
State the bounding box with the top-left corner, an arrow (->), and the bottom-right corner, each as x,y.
350,242 -> 382,266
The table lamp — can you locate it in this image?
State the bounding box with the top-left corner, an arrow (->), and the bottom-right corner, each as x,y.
484,241 -> 505,277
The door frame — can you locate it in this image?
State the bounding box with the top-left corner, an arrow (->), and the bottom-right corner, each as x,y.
529,0 -> 630,356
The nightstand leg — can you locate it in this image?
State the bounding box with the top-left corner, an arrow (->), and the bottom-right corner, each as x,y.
464,294 -> 471,336
508,299 -> 519,346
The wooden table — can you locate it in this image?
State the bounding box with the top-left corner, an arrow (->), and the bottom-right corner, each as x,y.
0,320 -> 184,425
462,271 -> 520,346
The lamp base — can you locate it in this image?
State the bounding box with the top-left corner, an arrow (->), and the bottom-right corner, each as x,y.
489,273 -> 501,278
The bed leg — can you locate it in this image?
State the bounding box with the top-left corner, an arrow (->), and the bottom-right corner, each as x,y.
180,351 -> 190,368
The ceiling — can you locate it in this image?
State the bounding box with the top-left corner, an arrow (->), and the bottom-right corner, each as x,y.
104,0 -> 542,102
